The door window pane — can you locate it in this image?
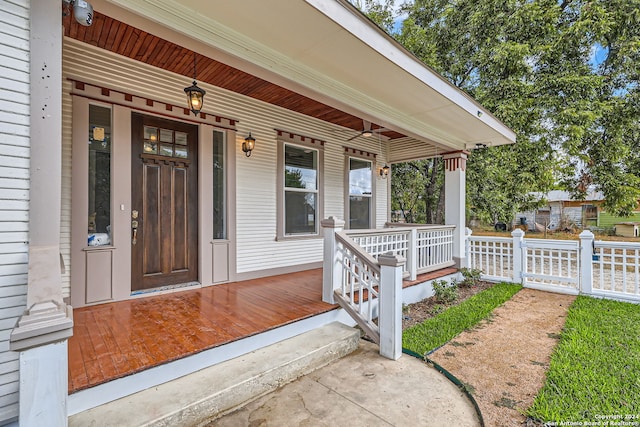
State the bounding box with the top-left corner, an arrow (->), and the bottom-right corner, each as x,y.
213,130 -> 226,239
174,146 -> 188,158
88,104 -> 112,246
175,132 -> 188,145
159,128 -> 173,142
144,127 -> 191,159
159,143 -> 173,157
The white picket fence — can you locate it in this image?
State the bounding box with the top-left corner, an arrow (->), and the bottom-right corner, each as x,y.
466,228 -> 640,303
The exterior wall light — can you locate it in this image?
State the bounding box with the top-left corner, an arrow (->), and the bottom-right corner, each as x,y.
184,53 -> 205,116
380,164 -> 390,178
242,133 -> 256,157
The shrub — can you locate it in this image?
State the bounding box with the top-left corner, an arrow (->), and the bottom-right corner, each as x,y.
432,279 -> 458,304
458,267 -> 482,288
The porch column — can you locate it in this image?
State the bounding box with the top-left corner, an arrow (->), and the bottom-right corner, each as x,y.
443,151 -> 469,268
321,217 -> 345,304
9,2 -> 73,426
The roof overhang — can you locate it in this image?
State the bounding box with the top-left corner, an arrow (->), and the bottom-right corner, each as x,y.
101,0 -> 516,151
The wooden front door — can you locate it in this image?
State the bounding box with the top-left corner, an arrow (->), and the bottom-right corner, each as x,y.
131,113 -> 198,291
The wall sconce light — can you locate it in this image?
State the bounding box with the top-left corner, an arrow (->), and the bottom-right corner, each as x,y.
380,164 -> 390,178
242,133 -> 256,157
184,53 -> 206,116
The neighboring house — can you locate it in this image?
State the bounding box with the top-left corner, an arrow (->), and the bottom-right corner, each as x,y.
0,0 -> 515,424
514,190 -> 603,230
514,190 -> 640,231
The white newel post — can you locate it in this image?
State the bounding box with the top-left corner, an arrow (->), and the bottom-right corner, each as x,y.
443,151 -> 468,268
464,227 -> 473,268
580,230 -> 595,294
322,217 -> 345,304
511,229 -> 525,285
9,3 -> 73,425
378,252 -> 406,360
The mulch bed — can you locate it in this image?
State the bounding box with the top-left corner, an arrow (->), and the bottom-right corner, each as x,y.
402,280 -> 495,330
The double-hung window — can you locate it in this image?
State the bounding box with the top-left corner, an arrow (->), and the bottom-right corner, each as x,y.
277,133 -> 324,239
346,156 -> 374,229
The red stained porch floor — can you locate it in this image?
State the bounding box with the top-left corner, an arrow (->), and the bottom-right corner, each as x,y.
68,269 -> 334,393
68,266 -> 458,394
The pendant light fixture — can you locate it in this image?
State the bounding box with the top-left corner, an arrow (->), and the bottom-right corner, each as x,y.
184,53 -> 206,116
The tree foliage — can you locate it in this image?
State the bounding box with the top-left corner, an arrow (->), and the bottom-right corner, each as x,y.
354,0 -> 640,221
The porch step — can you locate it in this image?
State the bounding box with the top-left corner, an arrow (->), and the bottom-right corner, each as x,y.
68,322 -> 360,427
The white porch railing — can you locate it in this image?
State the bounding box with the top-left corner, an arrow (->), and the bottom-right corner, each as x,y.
322,218 -> 457,360
466,228 -> 640,303
334,230 -> 382,343
348,224 -> 456,280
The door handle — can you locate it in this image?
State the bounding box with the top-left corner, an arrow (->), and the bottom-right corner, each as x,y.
132,220 -> 138,245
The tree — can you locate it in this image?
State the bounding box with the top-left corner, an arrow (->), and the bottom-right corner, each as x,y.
391,158 -> 445,223
354,0 -> 640,220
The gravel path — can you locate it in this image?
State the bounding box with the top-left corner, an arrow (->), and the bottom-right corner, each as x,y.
429,288 -> 575,427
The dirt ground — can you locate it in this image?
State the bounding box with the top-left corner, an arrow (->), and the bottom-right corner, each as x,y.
426,288 -> 576,426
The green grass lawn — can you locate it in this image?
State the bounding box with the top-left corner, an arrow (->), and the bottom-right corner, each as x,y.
528,296 -> 640,423
402,282 -> 522,356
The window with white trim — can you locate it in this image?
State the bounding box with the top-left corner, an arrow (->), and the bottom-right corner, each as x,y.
347,156 -> 373,229
284,143 -> 318,235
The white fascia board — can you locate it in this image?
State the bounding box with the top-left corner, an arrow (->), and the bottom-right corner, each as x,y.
308,0 -> 515,144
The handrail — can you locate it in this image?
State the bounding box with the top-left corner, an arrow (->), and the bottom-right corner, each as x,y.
332,230 -> 382,344
335,231 -> 380,275
385,222 -> 456,230
344,228 -> 411,237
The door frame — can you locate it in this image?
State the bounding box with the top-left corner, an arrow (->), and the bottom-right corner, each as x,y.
198,125 -> 238,287
70,86 -> 238,307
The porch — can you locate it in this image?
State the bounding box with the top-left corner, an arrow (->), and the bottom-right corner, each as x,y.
68,263 -> 457,411
68,269 -> 332,394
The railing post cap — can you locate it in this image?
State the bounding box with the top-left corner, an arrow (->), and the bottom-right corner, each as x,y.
579,229 -> 595,239
377,251 -> 406,267
511,228 -> 525,237
321,217 -> 345,228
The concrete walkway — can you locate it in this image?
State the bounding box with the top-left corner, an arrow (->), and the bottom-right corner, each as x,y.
210,340 -> 480,426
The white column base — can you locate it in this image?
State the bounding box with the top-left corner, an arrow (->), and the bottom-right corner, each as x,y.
19,341 -> 69,427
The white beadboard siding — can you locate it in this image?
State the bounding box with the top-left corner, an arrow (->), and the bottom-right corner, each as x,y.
389,136 -> 441,163
62,37 -> 396,276
0,0 -> 30,422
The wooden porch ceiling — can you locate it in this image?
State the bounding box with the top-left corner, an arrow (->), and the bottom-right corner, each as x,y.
63,11 -> 405,140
